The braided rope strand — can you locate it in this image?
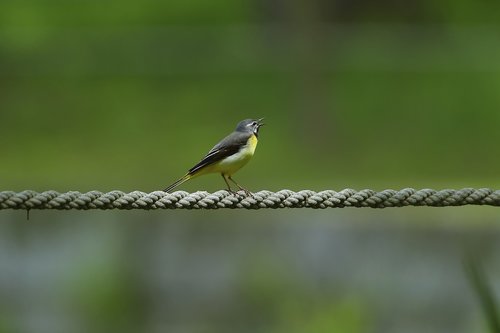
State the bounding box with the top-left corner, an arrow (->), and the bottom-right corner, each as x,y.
1,188 -> 499,210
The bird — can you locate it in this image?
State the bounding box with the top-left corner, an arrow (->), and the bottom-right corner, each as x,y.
164,118 -> 264,195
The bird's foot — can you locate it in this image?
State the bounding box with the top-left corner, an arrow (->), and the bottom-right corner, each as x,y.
226,188 -> 253,198
238,188 -> 254,198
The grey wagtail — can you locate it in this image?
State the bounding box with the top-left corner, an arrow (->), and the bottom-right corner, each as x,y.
164,118 -> 264,195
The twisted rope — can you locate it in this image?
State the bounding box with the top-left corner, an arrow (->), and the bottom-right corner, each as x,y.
0,188 -> 499,210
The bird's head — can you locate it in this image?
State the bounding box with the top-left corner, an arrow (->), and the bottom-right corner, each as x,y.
235,118 -> 265,136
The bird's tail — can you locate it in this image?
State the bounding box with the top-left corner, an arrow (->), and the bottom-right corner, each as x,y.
164,173 -> 191,193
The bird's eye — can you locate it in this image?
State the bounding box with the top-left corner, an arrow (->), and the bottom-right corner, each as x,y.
251,121 -> 257,126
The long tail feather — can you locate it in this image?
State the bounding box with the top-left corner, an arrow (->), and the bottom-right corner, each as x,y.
164,174 -> 191,192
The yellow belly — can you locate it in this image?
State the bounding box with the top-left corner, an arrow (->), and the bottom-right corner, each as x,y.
199,134 -> 258,176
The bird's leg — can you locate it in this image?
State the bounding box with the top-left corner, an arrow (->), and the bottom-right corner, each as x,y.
228,176 -> 253,197
221,174 -> 237,195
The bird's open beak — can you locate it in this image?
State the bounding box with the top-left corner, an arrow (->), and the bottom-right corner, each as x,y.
257,118 -> 265,127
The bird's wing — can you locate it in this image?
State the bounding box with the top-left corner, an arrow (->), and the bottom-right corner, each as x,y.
188,132 -> 248,175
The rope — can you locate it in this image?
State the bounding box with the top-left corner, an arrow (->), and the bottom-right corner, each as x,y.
0,188 -> 499,210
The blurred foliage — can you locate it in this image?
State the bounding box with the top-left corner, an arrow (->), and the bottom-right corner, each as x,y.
67,261 -> 144,333
464,255 -> 500,333
236,258 -> 367,333
0,312 -> 16,333
1,0 -> 500,192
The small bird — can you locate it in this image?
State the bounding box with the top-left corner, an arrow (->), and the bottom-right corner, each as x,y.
164,118 -> 264,195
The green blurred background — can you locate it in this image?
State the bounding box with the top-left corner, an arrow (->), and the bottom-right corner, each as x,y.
1,0 -> 500,332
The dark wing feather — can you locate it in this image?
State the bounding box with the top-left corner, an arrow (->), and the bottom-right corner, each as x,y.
188,132 -> 248,175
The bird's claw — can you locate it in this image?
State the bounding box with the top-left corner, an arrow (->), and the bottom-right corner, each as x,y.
227,189 -> 253,198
